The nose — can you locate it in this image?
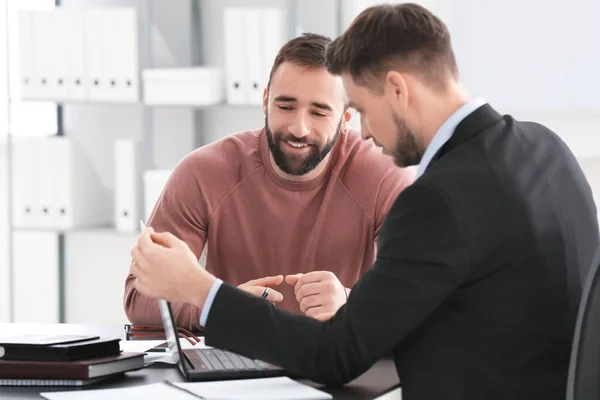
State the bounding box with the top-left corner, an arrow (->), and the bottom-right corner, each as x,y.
288,112 -> 311,139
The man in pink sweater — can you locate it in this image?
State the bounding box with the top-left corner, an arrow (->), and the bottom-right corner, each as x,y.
124,33 -> 414,330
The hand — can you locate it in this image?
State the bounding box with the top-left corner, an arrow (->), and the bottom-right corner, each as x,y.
130,227 -> 216,310
238,275 -> 284,302
285,271 -> 347,320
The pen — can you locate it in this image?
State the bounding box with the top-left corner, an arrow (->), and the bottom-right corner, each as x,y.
162,380 -> 206,399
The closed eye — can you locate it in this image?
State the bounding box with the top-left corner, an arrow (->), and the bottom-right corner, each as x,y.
277,105 -> 293,111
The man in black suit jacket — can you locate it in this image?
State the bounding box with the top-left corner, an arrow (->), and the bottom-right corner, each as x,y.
129,3 -> 600,399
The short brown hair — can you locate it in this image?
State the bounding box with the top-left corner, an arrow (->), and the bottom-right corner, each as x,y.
326,3 -> 458,92
267,33 -> 331,88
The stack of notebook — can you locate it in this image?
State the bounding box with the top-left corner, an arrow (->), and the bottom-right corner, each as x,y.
0,334 -> 144,386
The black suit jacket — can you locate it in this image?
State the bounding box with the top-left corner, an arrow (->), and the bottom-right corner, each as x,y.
204,104 -> 600,400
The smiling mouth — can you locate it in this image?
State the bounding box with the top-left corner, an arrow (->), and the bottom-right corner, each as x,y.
285,140 -> 312,149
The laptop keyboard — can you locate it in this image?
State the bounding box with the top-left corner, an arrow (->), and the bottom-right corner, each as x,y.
196,349 -> 271,371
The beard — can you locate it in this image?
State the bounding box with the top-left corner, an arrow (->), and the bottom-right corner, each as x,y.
265,114 -> 342,176
390,111 -> 424,168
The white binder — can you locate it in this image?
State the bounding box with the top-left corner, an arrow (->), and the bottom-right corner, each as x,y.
37,137 -> 56,228
223,7 -> 246,104
11,137 -> 39,228
104,8 -> 139,103
114,139 -> 142,233
243,8 -> 263,105
50,137 -> 111,230
17,11 -> 37,99
12,230 -> 60,323
260,8 -> 287,91
32,11 -> 56,100
64,9 -> 87,101
84,9 -> 108,102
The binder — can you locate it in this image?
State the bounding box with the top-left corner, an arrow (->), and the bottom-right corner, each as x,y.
84,8 -> 138,103
50,137 -> 111,230
17,11 -> 37,99
0,336 -> 120,362
223,7 -> 246,104
84,9 -> 107,102
0,352 -> 144,380
12,231 -> 59,323
64,9 -> 87,101
32,11 -> 56,100
260,8 -> 287,91
37,137 -> 56,228
114,139 -> 142,233
104,8 -> 139,103
11,137 -> 40,228
243,8 -> 263,105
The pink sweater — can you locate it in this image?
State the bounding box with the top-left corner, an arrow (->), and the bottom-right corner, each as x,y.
124,128 -> 414,330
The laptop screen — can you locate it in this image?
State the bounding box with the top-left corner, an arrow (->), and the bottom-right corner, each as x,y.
157,299 -> 183,366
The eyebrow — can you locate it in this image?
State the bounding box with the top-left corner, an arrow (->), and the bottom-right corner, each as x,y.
273,95 -> 334,112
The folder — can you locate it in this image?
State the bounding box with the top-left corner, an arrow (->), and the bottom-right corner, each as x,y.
32,11 -> 56,100
84,9 -> 107,102
64,9 -> 87,101
260,8 -> 287,91
12,231 -> 59,323
49,137 -> 111,230
17,11 -> 37,99
114,139 -> 142,233
0,336 -> 120,362
243,8 -> 263,105
223,7 -> 246,104
11,137 -> 40,228
0,352 -> 144,380
103,8 -> 139,103
37,136 -> 56,228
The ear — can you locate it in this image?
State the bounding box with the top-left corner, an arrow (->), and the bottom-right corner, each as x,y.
341,107 -> 353,131
385,71 -> 408,110
262,88 -> 268,115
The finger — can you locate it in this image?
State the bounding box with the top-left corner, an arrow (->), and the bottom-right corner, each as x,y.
245,275 -> 284,287
239,286 -> 284,302
137,228 -> 155,251
306,306 -> 329,318
297,271 -> 330,286
130,246 -> 146,267
296,282 -> 321,304
133,278 -> 151,297
130,260 -> 143,277
314,312 -> 336,321
296,271 -> 335,295
299,294 -> 322,313
150,231 -> 179,248
285,273 -> 303,286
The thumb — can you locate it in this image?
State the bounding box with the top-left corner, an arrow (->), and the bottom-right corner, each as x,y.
150,231 -> 179,248
285,273 -> 303,286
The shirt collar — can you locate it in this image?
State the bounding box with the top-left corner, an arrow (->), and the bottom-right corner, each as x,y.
415,97 -> 486,179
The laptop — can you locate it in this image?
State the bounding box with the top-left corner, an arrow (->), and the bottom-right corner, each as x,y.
157,299 -> 289,381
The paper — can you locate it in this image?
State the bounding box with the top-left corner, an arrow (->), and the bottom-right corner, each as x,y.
41,382 -> 197,400
373,386 -> 403,400
120,338 -> 208,353
175,376 -> 333,400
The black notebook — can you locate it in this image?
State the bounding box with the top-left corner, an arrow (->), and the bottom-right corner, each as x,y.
0,334 -> 121,361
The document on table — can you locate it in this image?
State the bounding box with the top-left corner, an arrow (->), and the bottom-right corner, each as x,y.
40,382 -> 197,400
40,378 -> 333,400
120,338 -> 210,364
175,376 -> 333,400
